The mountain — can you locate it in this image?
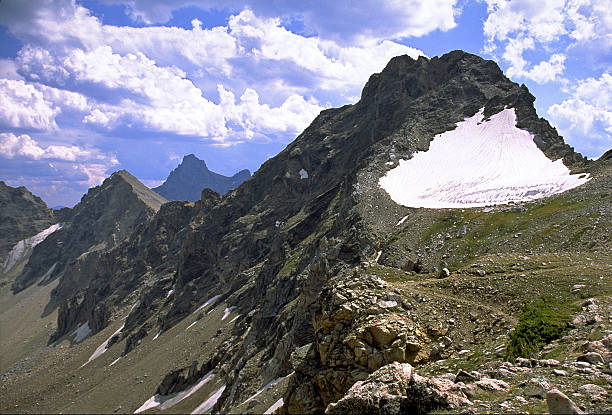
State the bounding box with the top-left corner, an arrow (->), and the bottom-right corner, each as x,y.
0,181 -> 56,264
11,170 -> 167,302
1,51 -> 610,415
153,154 -> 251,201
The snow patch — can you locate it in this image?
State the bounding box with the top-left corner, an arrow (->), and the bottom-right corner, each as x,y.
191,384 -> 226,414
195,295 -> 220,313
2,223 -> 62,273
186,320 -> 199,330
40,262 -> 58,283
229,314 -> 241,323
379,108 -> 590,208
299,169 -> 308,179
83,323 -> 124,366
265,398 -> 284,414
135,371 -> 215,413
109,357 -> 121,366
242,373 -> 293,405
72,321 -> 91,343
166,289 -> 174,298
222,306 -> 236,321
374,251 -> 382,263
396,215 -> 409,226
153,330 -> 162,340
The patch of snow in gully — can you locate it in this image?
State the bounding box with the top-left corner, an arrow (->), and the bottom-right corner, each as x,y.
221,307 -> 236,321
2,223 -> 62,272
195,295 -> 221,313
242,373 -> 294,405
379,108 -> 589,208
265,398 -> 284,414
191,384 -> 226,414
134,371 -> 215,413
82,323 -> 124,366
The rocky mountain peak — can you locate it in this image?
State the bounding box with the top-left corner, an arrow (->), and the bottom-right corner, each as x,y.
11,169 -> 167,298
153,154 -> 251,201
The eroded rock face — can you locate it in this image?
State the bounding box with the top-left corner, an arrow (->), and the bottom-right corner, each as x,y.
325,362 -> 471,415
0,181 -> 56,264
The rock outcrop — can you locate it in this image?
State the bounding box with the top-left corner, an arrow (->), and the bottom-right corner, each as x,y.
153,154 -> 250,201
0,181 -> 56,264
325,362 -> 471,414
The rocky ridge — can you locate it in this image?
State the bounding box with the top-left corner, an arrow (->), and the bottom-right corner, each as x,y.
11,171 -> 167,315
0,50 -> 610,414
153,154 -> 251,201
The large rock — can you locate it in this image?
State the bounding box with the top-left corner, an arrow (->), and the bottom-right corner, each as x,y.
325,362 -> 471,415
546,389 -> 584,414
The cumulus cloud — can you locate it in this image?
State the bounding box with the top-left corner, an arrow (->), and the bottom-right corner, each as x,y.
0,79 -> 59,130
3,4 -> 424,143
96,0 -> 458,43
0,132 -> 95,161
549,73 -> 612,134
483,0 -> 611,83
548,73 -> 612,156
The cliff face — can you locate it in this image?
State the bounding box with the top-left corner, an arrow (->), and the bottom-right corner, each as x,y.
153,154 -> 251,201
0,181 -> 56,263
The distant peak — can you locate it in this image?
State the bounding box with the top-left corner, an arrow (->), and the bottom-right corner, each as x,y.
181,154 -> 208,170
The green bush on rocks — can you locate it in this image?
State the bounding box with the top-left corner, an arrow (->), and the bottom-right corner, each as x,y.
506,296 -> 570,359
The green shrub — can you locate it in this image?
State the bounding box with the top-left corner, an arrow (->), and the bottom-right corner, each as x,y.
506,296 -> 570,359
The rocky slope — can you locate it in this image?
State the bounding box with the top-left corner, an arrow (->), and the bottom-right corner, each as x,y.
11,171 -> 167,309
0,50 -> 609,415
153,154 -> 251,200
0,181 -> 56,263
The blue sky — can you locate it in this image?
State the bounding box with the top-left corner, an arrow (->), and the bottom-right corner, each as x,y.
0,0 -> 610,207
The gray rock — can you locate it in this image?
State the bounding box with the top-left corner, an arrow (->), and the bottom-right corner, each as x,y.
578,384 -> 606,397
546,389 -> 584,414
578,352 -> 605,364
325,363 -> 471,415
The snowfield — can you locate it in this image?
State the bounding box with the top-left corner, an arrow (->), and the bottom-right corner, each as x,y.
2,223 -> 62,273
379,108 -> 589,208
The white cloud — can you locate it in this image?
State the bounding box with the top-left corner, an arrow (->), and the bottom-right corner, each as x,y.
5,6 -> 423,143
218,85 -> 323,139
0,79 -> 59,130
0,132 -> 94,161
483,0 -> 611,83
97,0 -> 458,43
549,73 -> 612,134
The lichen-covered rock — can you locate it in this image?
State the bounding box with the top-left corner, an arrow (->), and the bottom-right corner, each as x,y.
325,362 -> 471,415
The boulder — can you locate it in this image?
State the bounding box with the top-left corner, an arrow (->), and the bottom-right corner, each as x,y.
546,389 -> 584,414
325,363 -> 471,415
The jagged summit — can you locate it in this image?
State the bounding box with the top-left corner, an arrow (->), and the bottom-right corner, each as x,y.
153,154 -> 250,201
